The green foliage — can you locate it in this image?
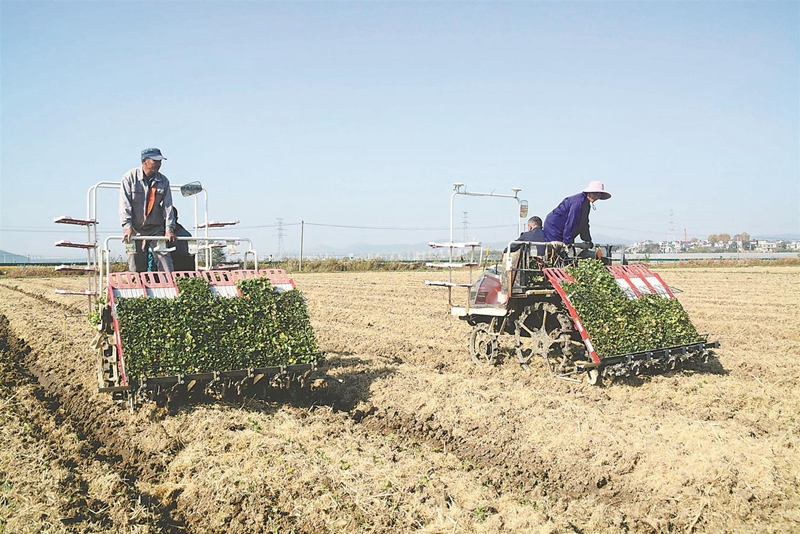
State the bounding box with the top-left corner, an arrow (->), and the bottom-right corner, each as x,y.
115,276 -> 318,378
87,310 -> 100,327
562,259 -> 702,357
211,247 -> 227,265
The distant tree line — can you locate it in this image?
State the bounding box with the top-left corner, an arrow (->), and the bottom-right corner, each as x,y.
707,232 -> 750,243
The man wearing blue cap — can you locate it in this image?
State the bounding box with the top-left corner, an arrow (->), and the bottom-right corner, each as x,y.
119,148 -> 176,273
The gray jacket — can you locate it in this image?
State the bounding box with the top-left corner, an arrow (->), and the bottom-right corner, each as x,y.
119,167 -> 176,233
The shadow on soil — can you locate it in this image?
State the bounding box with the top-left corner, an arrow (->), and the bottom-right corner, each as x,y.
153,353 -> 397,417
604,353 -> 727,387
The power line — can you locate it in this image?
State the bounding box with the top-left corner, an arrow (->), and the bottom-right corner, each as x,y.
0,218 -> 521,233
1,221 -> 522,235
593,224 -> 673,236
4,221 -> 677,236
296,222 -> 515,231
0,227 -> 88,234
239,222 -> 301,229
301,222 -> 447,230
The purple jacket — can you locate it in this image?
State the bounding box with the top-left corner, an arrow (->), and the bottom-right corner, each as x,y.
543,192 -> 591,244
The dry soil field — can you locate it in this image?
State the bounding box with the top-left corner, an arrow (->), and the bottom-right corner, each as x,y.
0,266 -> 798,533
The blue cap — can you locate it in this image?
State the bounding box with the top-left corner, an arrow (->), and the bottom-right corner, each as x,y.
141,148 -> 167,161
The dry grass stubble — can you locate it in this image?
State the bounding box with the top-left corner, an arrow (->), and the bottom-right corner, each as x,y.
0,266 -> 798,532
0,315 -> 164,533
0,276 -> 559,532
295,268 -> 800,532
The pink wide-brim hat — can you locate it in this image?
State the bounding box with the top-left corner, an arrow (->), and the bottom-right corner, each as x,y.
583,181 -> 611,200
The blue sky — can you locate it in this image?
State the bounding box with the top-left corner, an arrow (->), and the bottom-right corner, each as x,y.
1,1 -> 798,259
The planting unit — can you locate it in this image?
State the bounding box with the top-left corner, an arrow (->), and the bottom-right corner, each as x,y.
96,268 -> 321,403
56,181 -> 323,405
427,184 -> 719,385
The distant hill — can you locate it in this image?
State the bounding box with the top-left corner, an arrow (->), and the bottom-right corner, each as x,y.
0,249 -> 30,263
752,233 -> 800,241
0,249 -> 84,264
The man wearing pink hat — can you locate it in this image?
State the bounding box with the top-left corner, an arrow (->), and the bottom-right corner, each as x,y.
543,181 -> 611,248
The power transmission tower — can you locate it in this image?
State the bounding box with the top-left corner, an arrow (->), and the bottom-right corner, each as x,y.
276,218 -> 285,259
462,211 -> 469,241
669,209 -> 675,242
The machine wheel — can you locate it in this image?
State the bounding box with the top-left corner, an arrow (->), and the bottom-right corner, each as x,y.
515,344 -> 533,367
525,302 -> 593,379
469,324 -> 499,366
528,303 -> 572,359
513,306 -> 535,367
530,326 -> 566,360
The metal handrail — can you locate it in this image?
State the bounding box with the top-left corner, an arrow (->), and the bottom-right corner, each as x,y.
100,235 -> 258,292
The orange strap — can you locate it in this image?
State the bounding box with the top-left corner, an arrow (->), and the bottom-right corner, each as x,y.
145,187 -> 156,217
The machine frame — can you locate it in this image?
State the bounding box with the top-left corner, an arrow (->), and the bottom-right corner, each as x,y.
426,184 -> 719,384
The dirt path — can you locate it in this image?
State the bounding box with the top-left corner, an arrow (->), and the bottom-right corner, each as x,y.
1,267 -> 798,532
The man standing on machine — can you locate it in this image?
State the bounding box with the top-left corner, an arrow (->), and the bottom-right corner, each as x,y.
119,148 -> 176,273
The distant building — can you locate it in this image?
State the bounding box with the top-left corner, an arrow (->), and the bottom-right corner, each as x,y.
754,240 -> 777,252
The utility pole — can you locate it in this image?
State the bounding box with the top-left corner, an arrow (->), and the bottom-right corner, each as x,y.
299,220 -> 304,271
